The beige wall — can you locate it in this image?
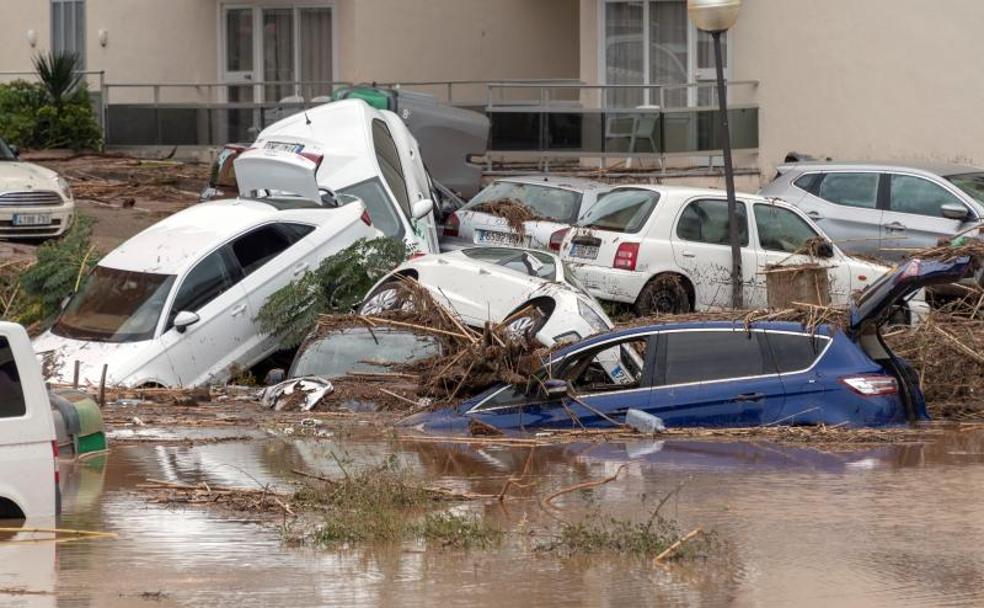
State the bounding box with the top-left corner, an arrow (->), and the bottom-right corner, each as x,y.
581,0 -> 984,182
0,3 -> 51,76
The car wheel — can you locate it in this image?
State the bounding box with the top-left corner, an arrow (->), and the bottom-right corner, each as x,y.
634,275 -> 690,316
359,279 -> 415,315
503,302 -> 549,341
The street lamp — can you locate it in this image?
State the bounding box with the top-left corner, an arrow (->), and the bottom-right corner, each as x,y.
688,0 -> 743,309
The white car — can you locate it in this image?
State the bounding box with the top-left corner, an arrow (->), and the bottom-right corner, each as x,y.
33,195 -> 381,388
560,185 -> 905,315
0,138 -> 74,240
0,322 -> 59,520
359,247 -> 613,347
237,99 -> 441,254
441,176 -> 612,252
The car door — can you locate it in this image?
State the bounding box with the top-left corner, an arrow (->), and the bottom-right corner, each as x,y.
797,171 -> 883,256
649,329 -> 785,427
160,246 -> 253,387
763,330 -> 832,425
880,173 -> 979,254
670,198 -> 759,309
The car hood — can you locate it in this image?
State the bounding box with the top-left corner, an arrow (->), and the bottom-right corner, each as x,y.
850,256 -> 974,331
32,331 -> 159,387
0,161 -> 60,191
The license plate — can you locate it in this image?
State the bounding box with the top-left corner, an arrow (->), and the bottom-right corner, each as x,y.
13,213 -> 51,226
569,244 -> 599,260
476,229 -> 521,246
264,141 -> 304,154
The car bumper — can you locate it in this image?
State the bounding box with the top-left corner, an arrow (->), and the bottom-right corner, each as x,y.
565,263 -> 650,304
0,203 -> 74,239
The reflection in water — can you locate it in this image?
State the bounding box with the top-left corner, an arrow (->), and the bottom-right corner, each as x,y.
7,430 -> 984,607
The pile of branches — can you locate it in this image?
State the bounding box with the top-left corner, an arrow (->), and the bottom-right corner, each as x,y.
628,301 -> 848,334
471,198 -> 548,236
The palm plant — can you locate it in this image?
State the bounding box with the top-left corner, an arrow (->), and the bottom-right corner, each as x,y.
32,51 -> 83,107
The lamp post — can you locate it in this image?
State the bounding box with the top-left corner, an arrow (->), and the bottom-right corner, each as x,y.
688,0 -> 743,309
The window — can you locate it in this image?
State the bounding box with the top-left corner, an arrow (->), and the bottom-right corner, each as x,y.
816,173 -> 879,209
53,267 -> 176,342
676,199 -> 749,246
464,181 -> 583,224
51,0 -> 86,68
793,173 -> 823,195
754,204 -> 820,253
171,250 -> 239,319
340,178 -> 405,238
659,331 -> 766,385
765,333 -> 829,373
461,248 -> 558,280
579,189 -> 659,233
290,328 -> 441,379
0,338 -> 26,418
947,173 -> 984,205
230,223 -> 312,276
372,120 -> 411,217
889,175 -> 966,218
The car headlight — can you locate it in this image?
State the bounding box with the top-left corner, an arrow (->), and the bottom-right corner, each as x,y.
578,299 -> 609,333
57,177 -> 73,201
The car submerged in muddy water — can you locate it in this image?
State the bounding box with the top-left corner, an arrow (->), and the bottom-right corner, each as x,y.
402,256 -> 974,432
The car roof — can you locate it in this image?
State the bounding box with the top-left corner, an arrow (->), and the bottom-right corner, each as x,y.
778,160 -> 983,178
609,183 -> 772,203
98,198 -> 297,274
494,175 -> 611,193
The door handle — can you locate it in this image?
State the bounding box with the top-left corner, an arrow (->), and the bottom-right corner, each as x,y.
230,304 -> 248,317
292,262 -> 309,277
681,250 -> 696,258
806,211 -> 823,220
884,221 -> 907,232
734,392 -> 764,402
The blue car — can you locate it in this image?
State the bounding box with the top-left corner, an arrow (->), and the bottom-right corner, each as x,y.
402,257 -> 973,432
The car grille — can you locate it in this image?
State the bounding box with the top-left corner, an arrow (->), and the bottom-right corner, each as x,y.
0,190 -> 64,206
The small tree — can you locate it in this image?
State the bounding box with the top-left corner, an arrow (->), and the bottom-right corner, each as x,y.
32,51 -> 83,108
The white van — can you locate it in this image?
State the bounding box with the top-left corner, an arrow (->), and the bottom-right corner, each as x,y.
0,322 -> 58,519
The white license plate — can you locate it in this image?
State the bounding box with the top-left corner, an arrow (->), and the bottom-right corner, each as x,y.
569,244 -> 599,260
264,141 -> 304,154
13,213 -> 51,226
476,229 -> 521,246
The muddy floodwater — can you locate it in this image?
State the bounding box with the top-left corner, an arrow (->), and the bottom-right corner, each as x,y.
4,424 -> 984,607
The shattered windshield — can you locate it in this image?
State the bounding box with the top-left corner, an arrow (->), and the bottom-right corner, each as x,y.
461,247 -> 558,280
946,173 -> 984,205
465,181 -> 583,224
579,189 -> 659,233
290,328 -> 441,379
53,266 -> 176,342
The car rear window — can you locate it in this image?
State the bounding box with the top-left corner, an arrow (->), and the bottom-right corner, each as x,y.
465,181 -> 583,224
578,189 -> 658,233
765,333 -> 829,373
460,247 -> 558,280
659,331 -> 766,385
0,337 -> 26,418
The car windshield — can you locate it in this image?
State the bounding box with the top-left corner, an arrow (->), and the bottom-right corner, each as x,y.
339,177 -> 405,238
578,189 -> 659,233
53,266 -> 176,342
290,328 -> 440,378
946,173 -> 984,205
0,139 -> 15,161
465,181 -> 583,224
460,247 -> 558,280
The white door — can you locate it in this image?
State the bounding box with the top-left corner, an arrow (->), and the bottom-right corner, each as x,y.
670,198 -> 759,309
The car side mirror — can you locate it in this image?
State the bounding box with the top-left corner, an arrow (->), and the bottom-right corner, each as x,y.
541,379 -> 569,399
173,311 -> 201,333
264,368 -> 286,386
412,198 -> 434,220
815,240 -> 835,258
60,295 -> 72,311
940,203 -> 971,221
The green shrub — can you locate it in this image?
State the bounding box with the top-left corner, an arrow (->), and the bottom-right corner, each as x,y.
18,215 -> 99,325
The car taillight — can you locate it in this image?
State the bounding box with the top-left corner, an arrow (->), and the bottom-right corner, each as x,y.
613,243 -> 640,271
549,228 -> 570,251
840,375 -> 898,396
52,440 -> 60,485
444,212 -> 460,238
360,210 -> 373,226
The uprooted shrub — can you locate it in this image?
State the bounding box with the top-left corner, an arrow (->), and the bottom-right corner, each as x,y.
257,238 -> 409,348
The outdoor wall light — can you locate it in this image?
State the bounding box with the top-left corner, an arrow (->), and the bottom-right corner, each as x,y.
26,29 -> 37,47
98,29 -> 109,47
687,0 -> 741,33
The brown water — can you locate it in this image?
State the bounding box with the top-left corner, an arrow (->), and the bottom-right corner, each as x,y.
4,428 -> 984,607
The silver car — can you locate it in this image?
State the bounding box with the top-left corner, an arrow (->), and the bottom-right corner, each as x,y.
440,176 -> 612,252
759,161 -> 984,259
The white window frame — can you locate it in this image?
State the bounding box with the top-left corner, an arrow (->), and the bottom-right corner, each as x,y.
51,0 -> 86,68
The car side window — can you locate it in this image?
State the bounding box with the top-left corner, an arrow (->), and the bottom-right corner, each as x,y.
372,119 -> 412,218
754,204 -> 821,253
658,331 -> 767,385
0,337 -> 26,418
676,199 -> 749,246
889,174 -> 966,218
170,249 -> 238,320
765,333 -> 830,373
230,223 -> 313,277
816,173 -> 879,209
793,173 -> 823,195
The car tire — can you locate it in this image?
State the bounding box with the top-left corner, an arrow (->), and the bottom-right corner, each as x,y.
634,275 -> 691,316
503,301 -> 550,341
359,278 -> 416,315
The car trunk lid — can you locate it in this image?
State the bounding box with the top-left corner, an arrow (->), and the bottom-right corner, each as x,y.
235,146 -> 323,202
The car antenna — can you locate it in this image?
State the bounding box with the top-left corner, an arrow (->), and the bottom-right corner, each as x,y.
304,111 -> 312,125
